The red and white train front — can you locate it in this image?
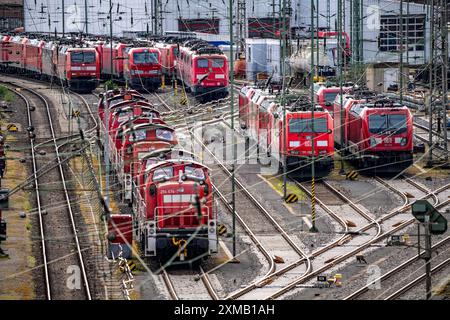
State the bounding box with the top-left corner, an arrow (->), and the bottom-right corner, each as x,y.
268,103 -> 334,178
135,159 -> 217,261
124,47 -> 162,91
344,99 -> 413,172
64,48 -> 100,91
177,40 -> 229,101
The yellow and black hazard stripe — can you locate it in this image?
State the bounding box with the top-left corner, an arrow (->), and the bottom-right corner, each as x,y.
7,123 -> 18,132
180,95 -> 188,105
127,260 -> 136,272
72,110 -> 81,118
217,223 -> 227,236
285,193 -> 299,203
346,171 -> 358,180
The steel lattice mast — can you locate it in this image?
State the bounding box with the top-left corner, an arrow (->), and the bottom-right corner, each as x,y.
427,0 -> 449,165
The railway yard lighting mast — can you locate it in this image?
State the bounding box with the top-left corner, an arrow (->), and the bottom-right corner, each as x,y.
281,0 -> 287,200
338,0 -> 344,175
309,0 -> 318,233
399,0 -> 403,105
427,0 -> 449,166
62,0 -> 65,37
229,0 -> 237,258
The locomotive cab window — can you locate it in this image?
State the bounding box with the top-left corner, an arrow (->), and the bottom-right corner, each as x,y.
369,114 -> 407,134
185,166 -> 205,181
325,92 -> 338,103
153,167 -> 174,182
197,58 -> 209,68
156,129 -> 174,141
133,52 -> 159,65
71,51 -> 95,63
289,118 -> 328,133
212,58 -> 224,68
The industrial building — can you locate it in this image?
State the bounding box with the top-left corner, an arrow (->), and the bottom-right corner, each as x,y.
0,0 -> 23,31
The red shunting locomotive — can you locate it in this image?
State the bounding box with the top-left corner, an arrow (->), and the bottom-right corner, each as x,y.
98,89 -> 218,262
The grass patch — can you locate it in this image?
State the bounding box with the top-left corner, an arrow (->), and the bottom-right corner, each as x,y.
104,80 -> 119,90
25,222 -> 32,231
0,85 -> 15,103
27,256 -> 36,268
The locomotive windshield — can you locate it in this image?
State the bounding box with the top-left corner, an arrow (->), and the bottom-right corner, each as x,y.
212,59 -> 224,68
133,51 -> 159,64
289,118 -> 328,133
71,51 -> 95,64
368,114 -> 407,134
197,58 -> 209,68
325,92 -> 338,103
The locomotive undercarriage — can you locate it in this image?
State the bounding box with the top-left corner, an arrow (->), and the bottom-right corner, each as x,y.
191,85 -> 228,102
355,151 -> 413,174
283,155 -> 334,180
139,227 -> 214,264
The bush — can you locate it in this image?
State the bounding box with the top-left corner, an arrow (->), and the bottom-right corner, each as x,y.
104,80 -> 118,90
0,85 -> 15,103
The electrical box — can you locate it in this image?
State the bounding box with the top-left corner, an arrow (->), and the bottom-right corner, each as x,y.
0,219 -> 6,241
0,189 -> 9,209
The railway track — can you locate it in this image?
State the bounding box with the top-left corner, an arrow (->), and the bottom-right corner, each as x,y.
160,266 -> 219,300
154,91 -> 313,300
344,235 -> 450,300
155,89 -> 450,300
5,83 -> 92,300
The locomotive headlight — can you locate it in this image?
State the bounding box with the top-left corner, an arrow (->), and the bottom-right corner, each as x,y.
400,137 -> 407,146
209,228 -> 215,234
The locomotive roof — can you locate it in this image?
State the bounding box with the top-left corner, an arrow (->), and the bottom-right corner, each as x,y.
112,104 -> 158,114
124,122 -> 174,133
139,148 -> 196,161
144,158 -> 210,174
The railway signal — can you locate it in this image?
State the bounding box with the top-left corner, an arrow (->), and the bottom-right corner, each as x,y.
411,199 -> 448,299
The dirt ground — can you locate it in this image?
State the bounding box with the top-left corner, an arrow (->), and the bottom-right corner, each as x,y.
0,132 -> 36,299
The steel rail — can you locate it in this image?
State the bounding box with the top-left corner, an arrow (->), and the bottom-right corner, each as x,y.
153,91 -> 307,298
8,87 -> 52,299
344,235 -> 450,300
22,85 -> 92,299
385,256 -> 450,300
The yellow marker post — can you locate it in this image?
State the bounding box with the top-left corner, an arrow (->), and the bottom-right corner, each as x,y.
161,75 -> 165,90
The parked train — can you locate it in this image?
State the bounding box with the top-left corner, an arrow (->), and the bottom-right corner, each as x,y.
333,91 -> 414,173
98,88 -> 218,262
239,85 -> 334,178
0,34 -> 100,92
315,84 -> 353,115
169,38 -> 229,102
94,40 -> 162,91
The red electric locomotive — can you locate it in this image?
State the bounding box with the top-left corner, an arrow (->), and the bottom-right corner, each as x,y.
239,86 -> 334,178
123,47 -> 162,90
315,85 -> 352,115
335,95 -> 414,173
177,39 -> 229,101
155,38 -> 180,80
0,35 -> 100,92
